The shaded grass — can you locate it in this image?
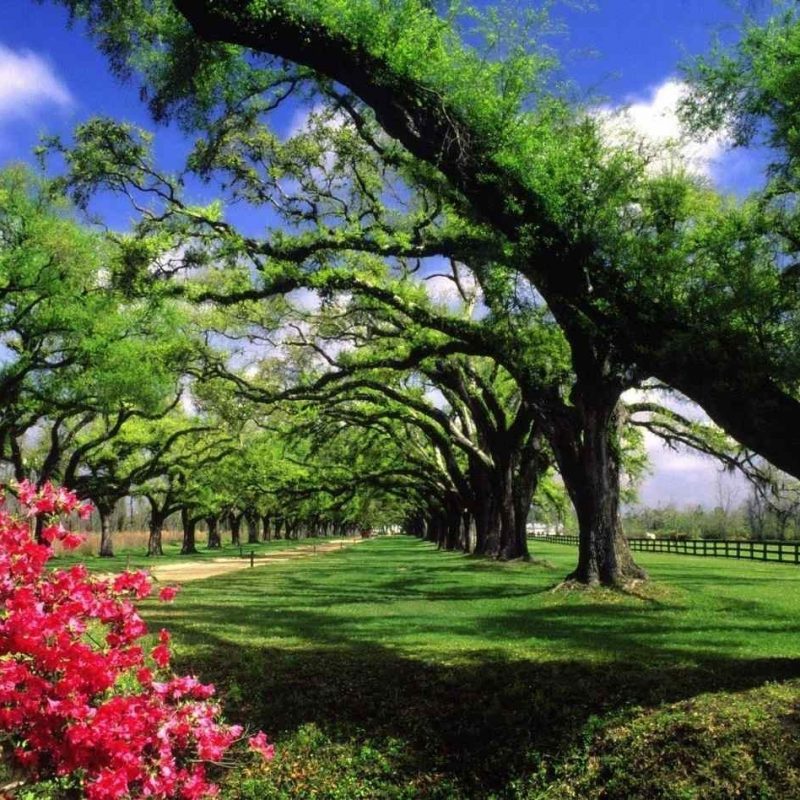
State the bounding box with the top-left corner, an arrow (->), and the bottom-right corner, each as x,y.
127,537 -> 800,798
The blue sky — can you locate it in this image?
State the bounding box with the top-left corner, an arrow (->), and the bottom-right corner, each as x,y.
555,0 -> 744,95
0,0 -> 763,507
0,0 -> 762,176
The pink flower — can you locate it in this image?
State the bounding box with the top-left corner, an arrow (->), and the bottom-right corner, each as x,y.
151,629 -> 171,668
34,496 -> 56,515
15,480 -> 37,505
60,531 -> 85,550
113,570 -> 152,599
248,731 -> 275,760
0,482 -> 269,798
158,585 -> 179,603
40,524 -> 63,545
136,667 -> 153,686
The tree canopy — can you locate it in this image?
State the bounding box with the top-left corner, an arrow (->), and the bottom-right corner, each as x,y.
47,0 -> 800,480
6,0 -> 798,584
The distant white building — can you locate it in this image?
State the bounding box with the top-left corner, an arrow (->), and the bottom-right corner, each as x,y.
526,523 -> 558,536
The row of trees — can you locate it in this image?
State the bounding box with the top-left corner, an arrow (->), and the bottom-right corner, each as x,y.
0,162 -> 660,567
0,167 -> 417,557
6,0 -> 800,584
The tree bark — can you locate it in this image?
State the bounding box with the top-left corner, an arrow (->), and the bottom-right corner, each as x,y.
493,461 -> 532,561
33,516 -> 46,546
469,465 -> 495,556
147,512 -> 164,557
98,504 -> 114,558
406,513 -> 425,538
502,433 -> 548,561
246,511 -> 260,544
206,515 -> 221,549
480,497 -> 503,558
262,515 -> 272,541
556,398 -> 646,586
470,467 -> 519,560
230,512 -> 242,546
442,500 -> 462,551
180,508 -> 198,555
425,512 -> 440,544
459,511 -> 474,552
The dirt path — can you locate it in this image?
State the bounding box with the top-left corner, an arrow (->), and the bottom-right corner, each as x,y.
147,538 -> 366,584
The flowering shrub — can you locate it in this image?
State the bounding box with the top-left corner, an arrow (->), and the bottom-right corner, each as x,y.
0,481 -> 272,799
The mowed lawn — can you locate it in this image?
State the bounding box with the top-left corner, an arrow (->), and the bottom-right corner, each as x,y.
136,537 -> 800,799
51,535 -> 340,573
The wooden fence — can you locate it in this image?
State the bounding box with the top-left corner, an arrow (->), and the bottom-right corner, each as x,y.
529,534 -> 800,565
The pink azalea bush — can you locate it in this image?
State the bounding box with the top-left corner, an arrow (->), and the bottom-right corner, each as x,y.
0,481 -> 272,799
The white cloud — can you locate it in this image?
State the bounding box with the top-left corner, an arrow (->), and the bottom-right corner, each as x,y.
638,434 -> 747,508
423,267 -> 482,314
0,44 -> 72,122
286,105 -> 315,140
597,78 -> 727,179
179,391 -> 197,416
425,274 -> 465,304
284,102 -> 347,141
286,288 -> 322,313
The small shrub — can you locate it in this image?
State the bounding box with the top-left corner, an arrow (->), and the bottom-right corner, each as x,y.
0,481 -> 273,799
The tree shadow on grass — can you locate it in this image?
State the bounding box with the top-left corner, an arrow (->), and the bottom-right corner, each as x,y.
140,538 -> 800,796
152,614 -> 800,798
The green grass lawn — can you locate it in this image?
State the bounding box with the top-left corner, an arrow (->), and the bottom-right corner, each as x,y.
120,536 -> 800,799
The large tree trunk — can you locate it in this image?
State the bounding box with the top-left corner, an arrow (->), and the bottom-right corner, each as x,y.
246,511 -> 260,544
558,398 -> 646,586
470,465 -> 521,560
425,511 -> 440,544
496,460 -> 530,561
469,465 -> 496,556
459,512 -> 475,552
262,515 -> 272,542
501,433 -> 548,561
206,515 -> 221,549
230,512 -> 242,546
511,469 -> 537,560
471,501 -> 495,556
419,516 -> 429,540
406,513 -> 425,538
495,459 -> 535,561
34,516 -> 46,545
180,508 -> 198,555
442,500 -> 462,551
479,497 -> 502,558
147,512 -> 164,557
98,504 -> 114,558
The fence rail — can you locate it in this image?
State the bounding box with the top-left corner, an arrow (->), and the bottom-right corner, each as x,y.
529,534 -> 800,565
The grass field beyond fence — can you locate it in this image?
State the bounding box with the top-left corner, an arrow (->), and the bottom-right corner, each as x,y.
532,532 -> 800,565
95,535 -> 800,799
